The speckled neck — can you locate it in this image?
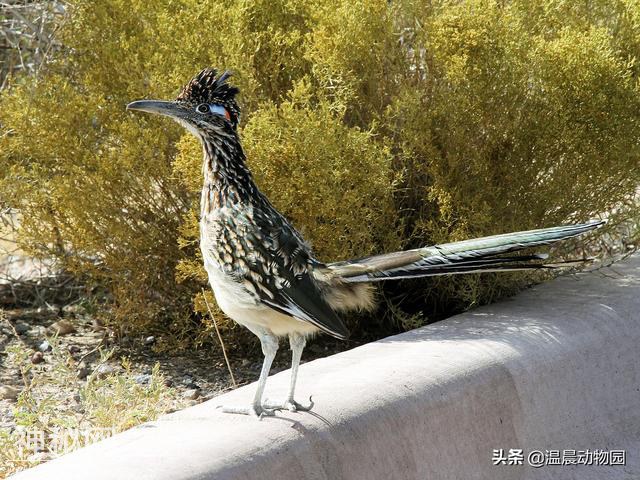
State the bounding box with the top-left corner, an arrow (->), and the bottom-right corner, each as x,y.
200,132 -> 258,216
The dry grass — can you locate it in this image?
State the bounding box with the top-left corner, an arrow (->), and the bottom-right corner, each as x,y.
0,334 -> 184,478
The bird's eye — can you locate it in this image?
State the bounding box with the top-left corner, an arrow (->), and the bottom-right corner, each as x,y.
196,103 -> 210,114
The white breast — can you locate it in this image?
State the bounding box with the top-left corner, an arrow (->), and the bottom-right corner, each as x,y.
200,218 -> 319,338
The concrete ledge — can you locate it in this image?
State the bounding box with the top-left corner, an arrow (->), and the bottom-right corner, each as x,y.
11,256 -> 640,479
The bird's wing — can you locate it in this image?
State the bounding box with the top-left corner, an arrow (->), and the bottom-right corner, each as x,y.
229,206 -> 349,339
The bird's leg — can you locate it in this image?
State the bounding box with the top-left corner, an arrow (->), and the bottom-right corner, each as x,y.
263,332 -> 314,412
218,327 -> 279,419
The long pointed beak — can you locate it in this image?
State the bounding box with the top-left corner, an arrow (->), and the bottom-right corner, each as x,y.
126,100 -> 182,118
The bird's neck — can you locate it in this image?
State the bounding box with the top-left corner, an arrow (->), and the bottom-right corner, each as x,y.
200,133 -> 258,216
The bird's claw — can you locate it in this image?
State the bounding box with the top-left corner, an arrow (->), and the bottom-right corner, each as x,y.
262,395 -> 314,412
216,404 -> 276,419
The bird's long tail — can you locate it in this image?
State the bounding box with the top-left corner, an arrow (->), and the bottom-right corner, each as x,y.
322,221 -> 604,283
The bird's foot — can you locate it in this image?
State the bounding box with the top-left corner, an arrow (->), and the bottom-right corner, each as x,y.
262,396 -> 314,412
216,403 -> 276,419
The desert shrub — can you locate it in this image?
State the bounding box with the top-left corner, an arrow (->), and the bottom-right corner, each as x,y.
0,1 -> 64,84
1,0 -> 639,343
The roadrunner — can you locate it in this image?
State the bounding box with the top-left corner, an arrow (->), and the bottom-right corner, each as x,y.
128,68 -> 603,418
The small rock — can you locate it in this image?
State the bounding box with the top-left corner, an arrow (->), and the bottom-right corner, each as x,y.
181,375 -> 198,389
13,322 -> 30,335
163,378 -> 173,388
0,385 -> 20,401
47,319 -> 76,336
77,362 -> 90,380
144,336 -> 156,346
31,351 -> 45,364
73,392 -> 81,403
38,340 -> 52,352
134,374 -> 152,385
94,364 -> 117,379
182,388 -> 201,400
241,358 -> 250,367
67,344 -> 81,355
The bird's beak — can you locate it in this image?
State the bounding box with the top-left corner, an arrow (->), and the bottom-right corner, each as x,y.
126,100 -> 182,118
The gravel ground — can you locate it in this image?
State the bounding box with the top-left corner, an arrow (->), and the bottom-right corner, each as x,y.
0,303 -> 358,433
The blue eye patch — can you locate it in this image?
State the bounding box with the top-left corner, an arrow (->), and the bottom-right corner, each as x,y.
209,104 -> 229,118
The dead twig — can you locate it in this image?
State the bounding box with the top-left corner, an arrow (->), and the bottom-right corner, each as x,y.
201,288 -> 237,388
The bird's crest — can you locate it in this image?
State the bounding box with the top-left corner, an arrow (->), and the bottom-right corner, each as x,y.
177,68 -> 241,125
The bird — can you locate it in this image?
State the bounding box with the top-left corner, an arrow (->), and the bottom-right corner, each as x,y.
127,68 -> 604,418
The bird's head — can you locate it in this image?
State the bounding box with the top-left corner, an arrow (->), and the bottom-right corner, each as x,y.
127,68 -> 241,137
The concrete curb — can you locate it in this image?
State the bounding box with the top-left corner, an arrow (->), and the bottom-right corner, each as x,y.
11,256 -> 640,479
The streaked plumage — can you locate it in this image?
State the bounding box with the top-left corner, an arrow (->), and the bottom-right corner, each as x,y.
128,68 -> 604,417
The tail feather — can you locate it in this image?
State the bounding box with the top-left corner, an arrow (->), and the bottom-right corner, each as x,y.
323,221 -> 604,283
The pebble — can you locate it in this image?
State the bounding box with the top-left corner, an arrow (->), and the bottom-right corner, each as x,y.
47,319 -> 76,336
181,375 -> 199,389
94,364 -> 117,379
31,351 -> 45,364
163,378 -> 173,388
14,322 -> 30,335
77,362 -> 90,380
134,374 -> 152,385
144,336 -> 156,346
67,344 -> 81,355
0,385 -> 19,401
39,340 -> 52,352
182,388 -> 201,400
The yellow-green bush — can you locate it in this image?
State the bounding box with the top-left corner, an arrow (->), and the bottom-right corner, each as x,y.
1,0 -> 639,342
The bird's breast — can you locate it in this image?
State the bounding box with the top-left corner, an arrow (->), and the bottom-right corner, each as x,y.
200,205 -> 259,270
